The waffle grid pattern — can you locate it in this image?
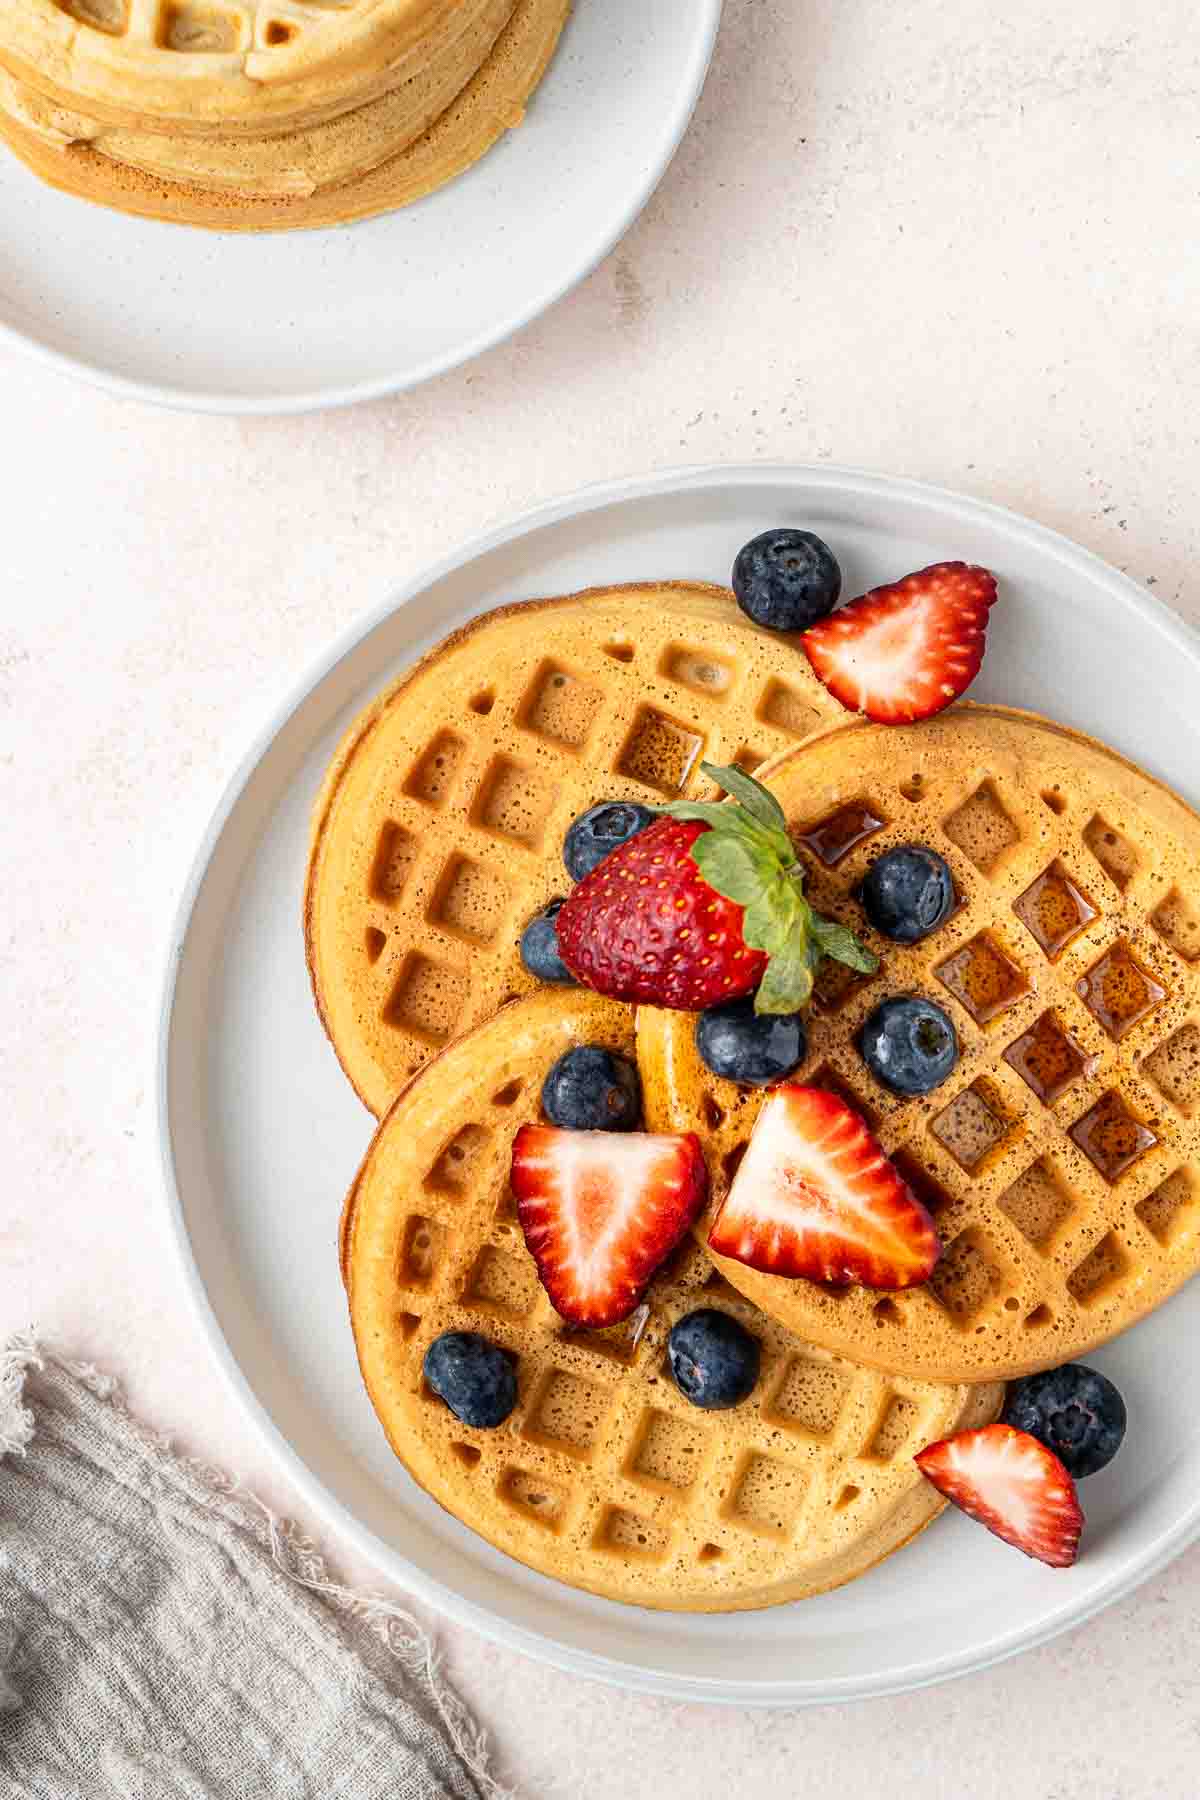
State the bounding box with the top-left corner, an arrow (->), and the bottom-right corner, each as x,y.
307,585 -> 846,1115
639,708 -> 1200,1383
345,991 -> 999,1610
2,0 -> 499,142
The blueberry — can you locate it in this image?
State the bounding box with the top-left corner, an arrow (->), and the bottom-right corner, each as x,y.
1003,1364 -> 1126,1479
695,995 -> 807,1087
519,898 -> 576,985
563,801 -> 657,881
668,1309 -> 761,1410
859,994 -> 958,1095
541,1045 -> 641,1131
860,845 -> 955,944
731,528 -> 842,632
423,1331 -> 517,1429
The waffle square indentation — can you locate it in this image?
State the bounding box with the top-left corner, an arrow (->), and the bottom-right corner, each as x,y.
463,1246 -> 538,1319
382,952 -> 469,1044
1150,888 -> 1200,963
402,730 -> 467,809
517,661 -> 603,750
1141,1022 -> 1200,1116
1012,861 -> 1098,960
1082,814 -> 1138,891
1136,1168 -> 1199,1246
523,1370 -> 613,1459
941,780 -> 1020,875
863,1392 -> 919,1462
995,1157 -> 1078,1249
1075,941 -> 1166,1041
1002,1009 -> 1093,1105
1066,1231 -> 1130,1307
615,706 -> 706,795
627,1408 -> 707,1492
1068,1090 -> 1158,1184
764,1354 -> 849,1437
926,1230 -> 1004,1324
427,853 -> 508,946
935,930 -> 1029,1024
470,756 -> 555,847
723,1452 -> 807,1536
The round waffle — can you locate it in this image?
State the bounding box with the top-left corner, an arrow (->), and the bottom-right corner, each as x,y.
0,0 -> 506,138
0,0 -> 564,225
638,705 -> 1200,1384
0,0 -> 513,197
305,582 -> 846,1117
343,989 -> 1002,1610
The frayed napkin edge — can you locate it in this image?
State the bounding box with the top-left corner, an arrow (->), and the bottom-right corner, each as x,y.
0,1333 -> 515,1800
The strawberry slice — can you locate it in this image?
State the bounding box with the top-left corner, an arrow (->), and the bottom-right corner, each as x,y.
707,1085 -> 941,1288
510,1124 -> 708,1327
915,1424 -> 1084,1568
801,561 -> 998,723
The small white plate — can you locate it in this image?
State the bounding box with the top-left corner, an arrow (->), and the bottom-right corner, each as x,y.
158,464 -> 1200,1705
0,2 -> 719,414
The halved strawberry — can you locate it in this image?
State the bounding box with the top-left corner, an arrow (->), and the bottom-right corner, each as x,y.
707,1085 -> 941,1288
511,1124 -> 708,1327
801,561 -> 998,723
915,1424 -> 1084,1568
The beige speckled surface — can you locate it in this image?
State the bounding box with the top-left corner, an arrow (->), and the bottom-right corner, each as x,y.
4,0 -> 1200,1790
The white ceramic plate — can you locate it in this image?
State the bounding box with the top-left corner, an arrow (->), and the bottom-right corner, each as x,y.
158,464 -> 1200,1705
0,2 -> 719,414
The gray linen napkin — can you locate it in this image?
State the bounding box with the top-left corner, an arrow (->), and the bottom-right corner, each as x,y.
0,1337 -> 511,1800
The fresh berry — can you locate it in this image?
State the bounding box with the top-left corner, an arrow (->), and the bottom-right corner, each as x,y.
519,898 -> 576,985
860,845 -> 955,943
563,801 -> 656,881
511,1124 -> 708,1327
1002,1364 -> 1126,1480
541,1045 -> 641,1131
731,527 -> 842,632
859,995 -> 958,1095
707,1084 -> 941,1288
556,762 -> 877,1015
915,1424 -> 1084,1568
695,995 -> 807,1087
423,1331 -> 517,1429
668,1308 -> 761,1410
801,561 -> 998,724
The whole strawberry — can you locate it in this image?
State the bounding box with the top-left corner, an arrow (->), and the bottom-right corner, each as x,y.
556,763 -> 876,1013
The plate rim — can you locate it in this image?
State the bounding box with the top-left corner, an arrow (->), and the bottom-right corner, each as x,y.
155,460 -> 1200,1704
0,0 -> 722,416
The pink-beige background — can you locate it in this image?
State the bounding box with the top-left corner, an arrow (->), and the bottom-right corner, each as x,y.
4,1 -> 1200,1792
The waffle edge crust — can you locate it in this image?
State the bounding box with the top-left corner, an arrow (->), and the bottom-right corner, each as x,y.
639,705 -> 1200,1384
342,989 -> 1002,1611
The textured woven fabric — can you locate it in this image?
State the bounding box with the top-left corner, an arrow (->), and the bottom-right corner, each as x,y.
0,1340 -> 508,1800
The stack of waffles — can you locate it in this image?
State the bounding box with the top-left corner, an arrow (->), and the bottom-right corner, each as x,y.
307,581 -> 1200,1610
0,0 -> 568,228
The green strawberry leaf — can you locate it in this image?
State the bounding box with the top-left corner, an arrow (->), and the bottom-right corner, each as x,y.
754,937 -> 814,1013
809,914 -> 881,974
653,800 -> 765,841
690,832 -> 776,905
657,756 -> 876,1010
740,879 -> 801,956
698,762 -> 790,837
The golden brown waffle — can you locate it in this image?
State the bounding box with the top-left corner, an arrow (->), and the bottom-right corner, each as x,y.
343,989 -> 1002,1610
305,582 -> 846,1115
0,0 -> 504,138
0,0 -> 513,197
638,705 -> 1200,1384
0,0 -> 564,226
